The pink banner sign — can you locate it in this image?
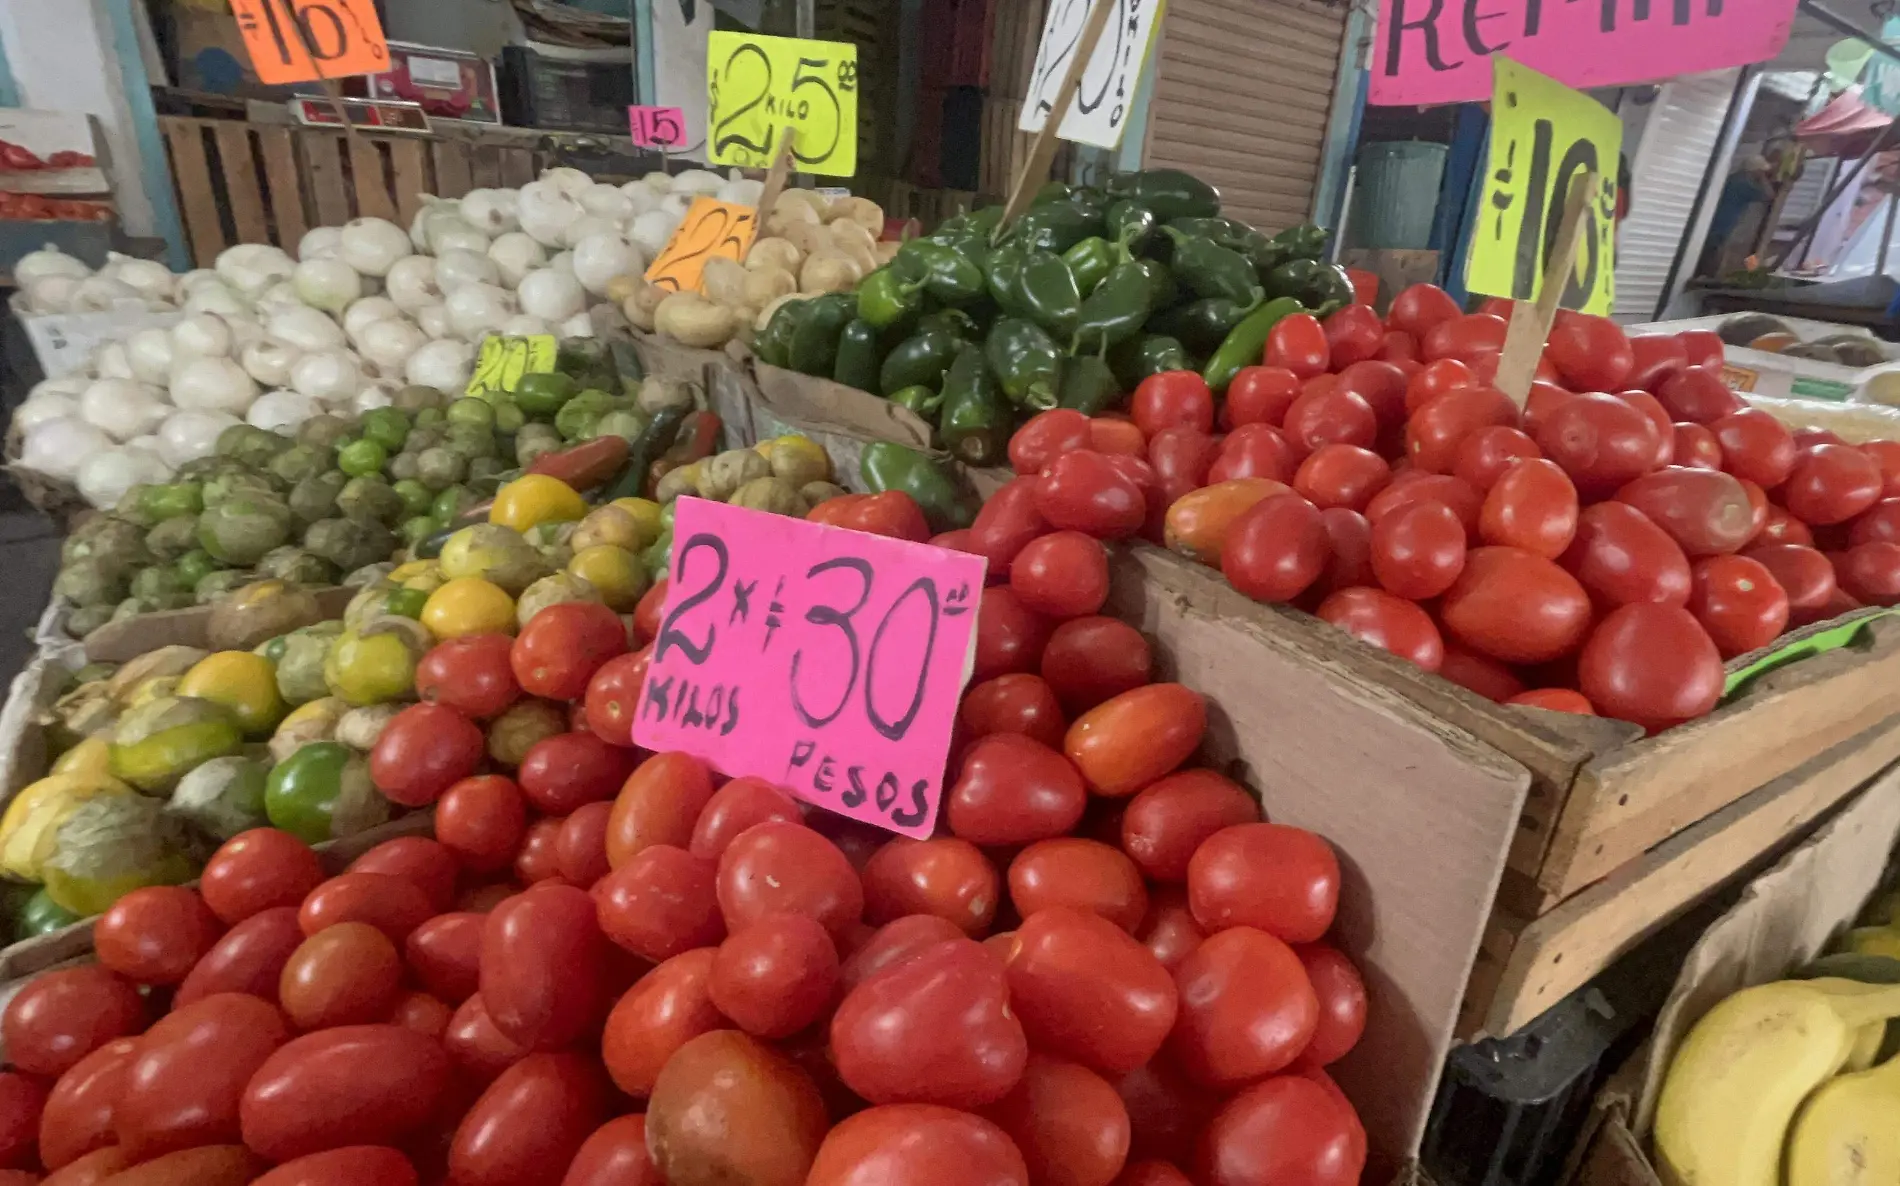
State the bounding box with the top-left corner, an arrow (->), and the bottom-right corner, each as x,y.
632,498 -> 984,839
628,105 -> 686,148
1369,0 -> 1798,106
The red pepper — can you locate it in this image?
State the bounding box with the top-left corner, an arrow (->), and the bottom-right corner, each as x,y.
805,491 -> 929,541
526,435 -> 630,490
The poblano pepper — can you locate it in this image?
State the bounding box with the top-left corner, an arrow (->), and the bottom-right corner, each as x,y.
1272,222 -> 1329,261
894,239 -> 987,306
1148,295 -> 1264,355
1202,297 -> 1305,393
860,442 -> 975,532
1009,202 -> 1101,254
1071,260 -> 1152,355
1031,181 -> 1074,206
1105,168 -> 1221,220
937,344 -> 1012,467
887,385 -> 944,420
1057,355 -> 1122,416
878,324 -> 963,395
788,292 -> 856,376
1264,258 -> 1322,300
1301,263 -> 1356,314
986,242 -> 1030,315
752,299 -> 806,369
916,308 -> 979,344
1062,187 -> 1111,224
1130,258 -> 1179,310
833,319 -> 883,392
1107,200 -> 1156,252
1162,227 -> 1263,304
1014,251 -> 1082,340
984,318 -> 1063,413
1062,237 -> 1117,298
856,268 -> 924,330
1107,334 -> 1192,391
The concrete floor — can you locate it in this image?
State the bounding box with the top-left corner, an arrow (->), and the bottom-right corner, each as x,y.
2,307 -> 67,688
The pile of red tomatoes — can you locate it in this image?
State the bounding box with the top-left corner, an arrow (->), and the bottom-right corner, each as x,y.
977,286 -> 1900,733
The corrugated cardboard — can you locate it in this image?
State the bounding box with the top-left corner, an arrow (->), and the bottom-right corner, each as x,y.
77,585 -> 355,665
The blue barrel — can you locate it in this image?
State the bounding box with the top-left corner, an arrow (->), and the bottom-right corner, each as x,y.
1348,141 -> 1450,250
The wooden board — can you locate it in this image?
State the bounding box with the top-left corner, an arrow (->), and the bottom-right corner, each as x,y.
161,120 -> 225,267
498,147 -> 535,188
212,122 -> 270,248
255,125 -> 308,248
389,138 -> 429,228
432,140 -> 474,200
301,133 -> 351,228
349,137 -> 396,222
469,145 -> 502,189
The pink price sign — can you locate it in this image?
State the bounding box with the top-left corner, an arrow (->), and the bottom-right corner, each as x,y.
632,498 -> 985,839
628,105 -> 686,148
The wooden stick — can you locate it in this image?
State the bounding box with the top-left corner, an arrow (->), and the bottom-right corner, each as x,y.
755,128 -> 797,220
994,0 -> 1117,239
280,3 -> 372,158
1494,170 -> 1597,406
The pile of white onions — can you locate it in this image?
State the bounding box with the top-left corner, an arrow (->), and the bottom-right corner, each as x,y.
10,164 -> 762,508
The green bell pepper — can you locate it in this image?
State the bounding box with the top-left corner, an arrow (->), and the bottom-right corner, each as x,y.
917,308 -> 979,343
1149,295 -> 1265,355
833,319 -> 883,392
887,385 -> 945,420
1265,258 -> 1323,300
1063,188 -> 1112,224
1162,227 -> 1263,304
1062,237 -> 1118,298
857,268 -> 925,330
937,344 -> 1013,467
1014,251 -> 1082,341
788,292 -> 857,376
896,240 -> 987,306
753,298 -> 808,369
1009,202 -> 1102,254
265,740 -> 385,845
1105,169 -> 1221,220
1057,355 -> 1123,415
1071,260 -> 1153,355
861,442 -> 975,532
879,325 -> 964,395
984,318 -> 1063,413
1108,334 -> 1194,390
1202,297 -> 1305,393
1107,200 -> 1156,253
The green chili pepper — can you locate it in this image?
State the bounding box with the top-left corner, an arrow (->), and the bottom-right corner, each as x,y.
1265,258 -> 1322,300
887,384 -> 945,420
1202,297 -> 1305,393
878,326 -> 963,395
860,442 -> 975,532
1272,223 -> 1330,261
896,239 -> 987,306
984,318 -> 1063,413
1009,203 -> 1101,254
1129,258 -> 1179,311
1108,334 -> 1193,391
916,308 -> 979,343
1162,227 -> 1263,304
1062,237 -> 1117,298
752,298 -> 808,369
1071,260 -> 1153,355
788,292 -> 857,376
1063,188 -> 1111,224
1057,354 -> 1123,416
1014,251 -> 1082,340
1148,294 -> 1265,355
1105,169 -> 1221,220
856,268 -> 925,330
937,345 -> 1013,467
986,242 -> 1030,316
1107,200 -> 1156,253
1301,263 -> 1357,313
832,319 -> 883,392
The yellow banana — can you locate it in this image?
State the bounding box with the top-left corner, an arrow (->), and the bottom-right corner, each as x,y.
1788,1050 -> 1900,1186
1654,980 -> 1900,1186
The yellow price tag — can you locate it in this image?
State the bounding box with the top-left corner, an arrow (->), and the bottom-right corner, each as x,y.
644,197 -> 760,294
466,335 -> 558,398
706,31 -> 859,177
1467,58 -> 1622,316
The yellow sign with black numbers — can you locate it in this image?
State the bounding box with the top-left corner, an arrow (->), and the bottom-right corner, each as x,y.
705,31 -> 858,178
1467,58 -> 1621,316
466,335 -> 557,398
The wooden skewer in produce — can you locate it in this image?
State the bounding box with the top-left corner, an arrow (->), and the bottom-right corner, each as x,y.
994,0 -> 1117,239
1494,170 -> 1598,407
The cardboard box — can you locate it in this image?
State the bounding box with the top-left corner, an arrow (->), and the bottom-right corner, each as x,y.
1633,313 -> 1900,404
8,302 -> 181,381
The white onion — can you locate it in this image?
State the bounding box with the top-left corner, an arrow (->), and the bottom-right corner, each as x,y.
78,448 -> 171,510
570,233 -> 642,297
170,356 -> 256,414
716,178 -> 765,207
409,198 -> 460,251
14,245 -> 90,288
291,350 -> 364,403
103,253 -> 175,302
292,257 -> 363,312
157,409 -> 240,468
240,341 -> 301,388
579,184 -> 635,225
618,183 -> 660,216
639,171 -> 675,193
672,169 -> 724,196
487,233 -> 546,288
172,312 -> 235,360
542,167 -> 594,198
225,316 -> 266,352
124,328 -> 175,386
246,389 -> 322,433
380,256 -> 439,314
500,314 -> 553,337
356,318 -> 427,370
517,180 -> 583,248
405,339 -> 475,391
253,280 -> 305,312
416,305 -> 455,339
268,305 -> 346,353
79,379 -> 167,442
24,274 -> 82,314
216,244 -> 295,295
562,215 -> 620,249
516,268 -> 587,323
353,382 -> 399,414
547,252 -> 577,280
14,394 -> 79,434
22,417 -> 111,480
435,249 -> 499,293
178,269 -> 223,293
429,218 -> 490,257
94,342 -> 135,381
338,217 -> 413,277
447,283 -> 517,339
68,275 -> 139,312
298,227 -> 343,261
183,283 -> 251,319
629,210 -> 679,256
344,296 -> 404,342
460,188 -> 519,235
558,311 -> 596,339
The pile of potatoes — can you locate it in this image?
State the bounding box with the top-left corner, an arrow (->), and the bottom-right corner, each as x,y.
623,189 -> 892,351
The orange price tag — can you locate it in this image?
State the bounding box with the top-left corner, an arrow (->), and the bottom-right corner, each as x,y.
644,197 -> 760,295
231,0 -> 390,86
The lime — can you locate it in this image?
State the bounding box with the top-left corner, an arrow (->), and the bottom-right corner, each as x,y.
492,398 -> 526,435
385,587 -> 429,619
515,372 -> 578,419
337,438 -> 388,478
433,485 -> 479,524
360,408 -> 410,452
392,478 -> 434,518
447,398 -> 497,430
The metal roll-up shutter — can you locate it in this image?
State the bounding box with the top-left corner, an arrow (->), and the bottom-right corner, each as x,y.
1143,0 -> 1348,234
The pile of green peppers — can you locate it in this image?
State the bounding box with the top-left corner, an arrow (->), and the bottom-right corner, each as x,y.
753,167 -> 1353,468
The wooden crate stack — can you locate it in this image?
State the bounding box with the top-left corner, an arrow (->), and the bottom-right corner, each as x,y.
816,0 -> 899,181
979,0 -> 1046,200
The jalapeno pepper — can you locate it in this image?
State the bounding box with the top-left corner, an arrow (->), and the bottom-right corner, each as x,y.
887,385 -> 944,420
1013,251 -> 1082,341
1071,260 -> 1153,355
1105,168 -> 1222,220
788,292 -> 857,376
1107,200 -> 1156,253
984,318 -> 1063,413
1057,355 -> 1123,416
1062,236 -> 1117,298
879,325 -> 963,395
1148,295 -> 1264,356
752,297 -> 808,369
1202,297 -> 1306,393
937,344 -> 1013,467
833,319 -> 883,392
860,442 -> 976,532
1108,334 -> 1193,391
895,239 -> 987,306
1162,227 -> 1263,305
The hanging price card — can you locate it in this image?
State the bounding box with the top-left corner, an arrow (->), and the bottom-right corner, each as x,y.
230,0 -> 390,85
633,498 -> 984,839
645,197 -> 759,294
466,335 -> 557,398
706,32 -> 859,177
1466,58 -> 1622,316
1019,0 -> 1165,149
629,106 -> 687,148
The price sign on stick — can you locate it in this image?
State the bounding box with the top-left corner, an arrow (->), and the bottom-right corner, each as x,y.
466,335 -> 557,398
705,32 -> 859,177
645,197 -> 759,294
1466,58 -> 1622,316
230,0 -> 390,85
1018,0 -> 1165,150
633,498 -> 984,839
629,106 -> 687,149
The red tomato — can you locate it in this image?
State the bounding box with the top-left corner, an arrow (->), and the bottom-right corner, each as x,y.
1710,408 -> 1796,488
598,949 -> 727,1097
3,967 -> 144,1078
969,477 -> 1051,577
1317,508 -> 1376,595
1745,544 -> 1838,620
1137,889 -> 1207,972
1863,439 -> 1900,497
983,1054 -> 1130,1186
405,912 -> 484,1005
1510,688 -> 1597,714
1117,1162 -> 1195,1186
960,673 -> 1066,750
251,1147 -> 420,1186
554,803 -> 612,887
0,1074 -> 39,1171
1208,424 -> 1297,485
1404,359 -> 1477,416
1366,473 -> 1483,537
1620,391 -> 1677,467
516,818 -> 565,885
1453,426 -> 1541,494
1148,427 -> 1221,505
1296,945 -> 1368,1066
630,580 -> 669,647
716,822 -> 864,940
1012,531 -> 1112,618
1131,372 -> 1215,437
1690,555 -> 1790,657
89,1146 -> 263,1186
830,937 -> 1025,1107
1169,927 -> 1317,1088
1546,312 -> 1634,392
279,922 -> 401,1030
1522,381 -> 1576,438
443,994 -> 531,1085
1064,684 -> 1206,798
1852,499 -> 1900,547
1040,617 -> 1151,714
683,779 -> 798,861
1333,361 -> 1410,428
949,734 -> 1088,846
416,634 -> 521,720
436,775 -> 528,874
519,731 -> 634,815
562,1115 -> 659,1186
605,752 -> 716,868
1480,458 -> 1578,559
974,587 -> 1052,682
1679,329 -> 1724,368
299,873 -> 432,943
38,1036 -> 136,1169
646,1030 -> 827,1186
807,1105 -> 1029,1186
1005,907 -> 1178,1075
1009,839 -> 1147,933
449,1053 -> 608,1186
1188,823 -> 1339,942
1422,313 -> 1507,365
1293,445 -> 1389,512
1406,385 -> 1518,474
512,602 -> 628,700
200,829 -> 325,926
1036,451 -> 1146,540
710,914 -> 840,1039
1115,1059 -> 1219,1168
864,838 -> 1002,935
1616,466 -> 1758,556
1222,493 -> 1329,603
1784,444 -> 1885,526
1090,418 -> 1148,457
1533,391 -> 1661,498
582,651 -> 650,747
841,916 -> 968,993
1121,770 -> 1260,883
1627,333 -> 1689,392
175,907 -> 303,1009
1656,366 -> 1743,423
481,884 -> 607,1051
1561,501 -> 1693,609
1370,500 -> 1466,599
239,1024 -> 447,1161
1838,541 -> 1900,605
93,887 -> 220,987
1011,409 -> 1094,475
1671,421 -> 1724,469
1264,315 -> 1329,378
1314,587 -> 1444,671
1387,284 -> 1461,340
1282,388 -> 1377,456
1579,604 -> 1724,731
368,703 -> 483,807
347,837 -> 457,913
1440,546 -> 1592,664
1436,643 -> 1526,702
1321,306 -> 1382,369
1202,1075 -> 1366,1186
1223,367 -> 1302,430
114,993 -> 287,1159
1760,506 -> 1815,547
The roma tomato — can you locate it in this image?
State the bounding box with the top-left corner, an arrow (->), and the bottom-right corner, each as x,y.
710,915 -> 840,1039
519,731 -> 634,815
1453,426 -> 1542,493
1851,499 -> 1900,547
1322,305 -> 1383,369
1656,366 -> 1743,423
200,829 -> 325,925
1616,467 -> 1757,555
1620,391 -> 1676,468
1534,391 -> 1661,498
3,966 -> 144,1077
1165,478 -> 1292,565
369,703 -> 484,808
436,775 -> 528,874
1510,688 -> 1596,714
1690,555 -> 1789,657
1783,444 -> 1884,526
38,1037 -> 137,1169
974,587 -> 1052,682
1224,494 -> 1329,603
1208,424 -> 1297,486
114,993 -> 288,1159
175,907 -> 304,1009
1561,501 -> 1692,609
1188,823 -> 1339,943
1137,889 -> 1206,972
516,818 -> 565,885
1011,409 -> 1093,475
1264,315 -> 1329,378
1314,588 -> 1444,671
1838,541 -> 1900,606
512,602 -> 628,701
239,1024 -> 448,1161
690,778 -> 802,860
949,734 -> 1088,846
416,634 -> 521,720
445,995 -> 532,1083
1388,284 -> 1461,340
1440,547 -> 1592,664
449,1053 -> 608,1186
1746,544 -> 1837,620
606,752 -> 716,869
1282,388 -> 1376,456
1131,372 -> 1215,437
1480,458 -> 1578,559
1223,367 -> 1302,430
1760,506 -> 1814,546
1626,333 -> 1689,392
1370,500 -> 1465,599
971,478 -> 1052,576
1297,945 -> 1368,1065
1090,417 -> 1148,457
563,1115 -> 659,1186
555,804 -> 613,886
1009,839 -> 1147,933
1038,617 -> 1152,714
481,884 -> 606,1051
1117,1162 -> 1195,1186
1404,359 -> 1477,415
1293,445 -> 1390,512
298,873 -> 432,943
1202,1075 -> 1366,1186
831,938 -> 1026,1108
806,1105 -> 1029,1186
584,651 -> 650,747
1064,684 -> 1206,798
1366,473 -> 1482,537
1671,422 -> 1723,470
716,821 -> 864,940
647,1031 -> 827,1186
864,838 -> 1001,935
1121,770 -> 1261,882
1546,312 -> 1634,392
1169,927 -> 1317,1088
1422,313 -> 1507,366
251,1148 -> 420,1186
1710,409 -> 1796,488
405,912 -> 485,1004
961,674 -> 1066,750
348,837 -> 458,912
1578,604 -> 1724,732
983,1054 -> 1131,1186
1037,452 -> 1147,540
0,1073 -> 39,1171
1436,643 -> 1525,702
841,915 -> 969,991
1679,329 -> 1725,369
1335,360 -> 1410,428
1005,907 -> 1178,1076
278,922 -> 401,1030
94,887 -> 221,987
1012,531 -> 1111,618
1148,427 -> 1222,506
600,949 -> 727,1097
1406,385 -> 1518,474
90,1146 -> 263,1186
1319,508 -> 1377,594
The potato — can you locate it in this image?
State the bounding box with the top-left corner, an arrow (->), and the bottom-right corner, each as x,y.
654,292 -> 737,348
779,220 -> 833,259
825,227 -> 878,276
828,218 -> 878,258
623,283 -> 670,331
801,481 -> 849,507
800,253 -> 861,296
697,448 -> 771,502
764,200 -> 821,238
746,236 -> 804,275
654,462 -> 702,504
755,293 -> 807,333
742,267 -> 798,311
827,196 -> 885,234
775,189 -> 832,219
730,476 -> 807,517
701,257 -> 749,308
874,240 -> 902,266
604,274 -> 645,305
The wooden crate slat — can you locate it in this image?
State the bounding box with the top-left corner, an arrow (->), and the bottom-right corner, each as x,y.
499,148 -> 535,188
469,145 -> 502,189
432,141 -> 474,199
255,126 -> 308,250
212,123 -> 270,248
301,133 -> 352,228
160,119 -> 227,268
389,138 -> 429,228
349,138 -> 397,222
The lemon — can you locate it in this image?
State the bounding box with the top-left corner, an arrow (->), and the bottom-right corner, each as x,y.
178,651 -> 287,737
390,559 -> 438,583
609,498 -> 665,551
568,546 -> 649,611
423,577 -> 517,638
490,474 -> 587,533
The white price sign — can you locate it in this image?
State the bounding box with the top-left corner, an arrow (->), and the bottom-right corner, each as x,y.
1017,0 -> 1165,150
